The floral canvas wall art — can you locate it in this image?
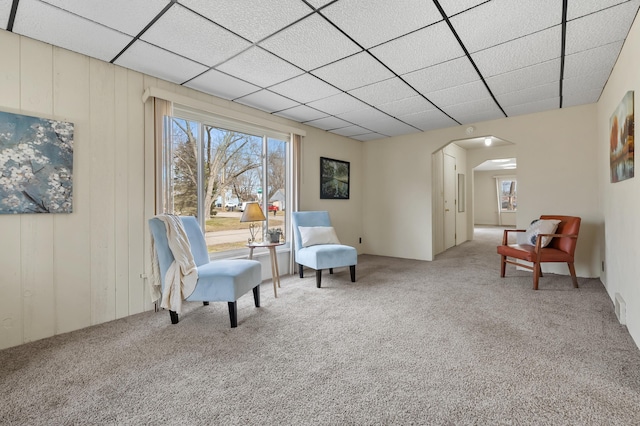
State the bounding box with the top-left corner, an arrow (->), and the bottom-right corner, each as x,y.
0,111 -> 74,214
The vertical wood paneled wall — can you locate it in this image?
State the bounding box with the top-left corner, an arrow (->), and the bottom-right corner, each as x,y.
0,31 -> 151,350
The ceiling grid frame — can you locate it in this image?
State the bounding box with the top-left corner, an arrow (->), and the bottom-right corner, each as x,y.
3,0 -> 640,141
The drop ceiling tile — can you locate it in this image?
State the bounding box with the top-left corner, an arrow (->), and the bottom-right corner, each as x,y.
565,2 -> 639,54
305,116 -> 352,131
370,21 -> 465,75
444,101 -> 504,124
13,0 -> 132,62
564,42 -> 623,79
496,82 -> 559,108
330,126 -> 372,137
40,0 -> 169,36
349,78 -> 417,106
472,26 -> 562,77
504,97 -> 560,116
269,74 -> 341,104
321,0 -> 441,49
259,13 -> 361,71
307,93 -> 369,116
140,4 -> 251,67
357,117 -> 418,136
427,80 -> 491,108
337,107 -> 391,125
562,90 -> 602,108
451,0 -> 562,53
486,60 -> 560,95
399,109 -> 458,131
351,133 -> 386,141
437,0 -> 489,17
567,0 -> 635,20
377,96 -> 435,117
179,0 -> 312,42
184,69 -> 260,100
563,70 -> 610,96
0,0 -> 11,30
274,105 -> 328,122
403,56 -> 479,94
115,40 -> 208,84
216,47 -> 303,88
235,90 -> 299,113
306,0 -> 335,8
311,52 -> 395,91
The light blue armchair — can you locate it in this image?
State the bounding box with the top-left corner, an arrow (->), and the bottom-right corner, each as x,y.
149,216 -> 262,327
292,211 -> 357,288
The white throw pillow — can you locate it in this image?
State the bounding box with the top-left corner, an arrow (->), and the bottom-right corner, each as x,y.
298,226 -> 341,247
523,219 -> 561,247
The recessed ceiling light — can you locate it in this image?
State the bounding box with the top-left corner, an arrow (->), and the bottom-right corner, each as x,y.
484,137 -> 492,146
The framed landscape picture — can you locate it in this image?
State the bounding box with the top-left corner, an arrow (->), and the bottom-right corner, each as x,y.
320,157 -> 349,199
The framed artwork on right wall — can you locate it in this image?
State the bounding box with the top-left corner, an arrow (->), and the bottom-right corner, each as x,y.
610,90 -> 634,183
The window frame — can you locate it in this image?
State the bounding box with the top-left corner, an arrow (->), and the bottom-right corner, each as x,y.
159,104 -> 292,260
496,176 -> 517,213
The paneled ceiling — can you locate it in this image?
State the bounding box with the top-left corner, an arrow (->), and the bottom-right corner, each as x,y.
2,0 -> 639,141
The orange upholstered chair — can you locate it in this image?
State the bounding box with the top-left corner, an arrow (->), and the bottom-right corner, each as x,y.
497,215 -> 581,290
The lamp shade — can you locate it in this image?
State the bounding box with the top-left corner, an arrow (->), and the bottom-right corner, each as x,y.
240,202 -> 266,222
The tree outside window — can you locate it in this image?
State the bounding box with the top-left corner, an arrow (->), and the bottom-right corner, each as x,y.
162,115 -> 288,254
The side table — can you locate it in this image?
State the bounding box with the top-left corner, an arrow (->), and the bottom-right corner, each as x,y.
247,242 -> 284,298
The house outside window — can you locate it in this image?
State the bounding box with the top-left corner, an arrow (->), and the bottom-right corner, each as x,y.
159,105 -> 289,256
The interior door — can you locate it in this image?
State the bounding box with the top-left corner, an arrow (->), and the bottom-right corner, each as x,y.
444,154 -> 456,250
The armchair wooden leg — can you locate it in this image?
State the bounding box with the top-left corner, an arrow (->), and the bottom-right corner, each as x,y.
568,263 -> 579,288
203,301 -> 209,306
298,264 -> 304,278
228,301 -> 238,328
500,256 -> 506,278
533,262 -> 541,290
350,265 -> 356,282
316,270 -> 322,288
253,285 -> 261,307
169,310 -> 179,324
329,268 -> 334,274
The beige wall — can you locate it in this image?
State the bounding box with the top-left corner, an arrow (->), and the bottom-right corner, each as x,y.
474,169 -> 517,226
597,15 -> 640,346
0,30 -> 362,350
363,103 -> 600,277
466,144 -> 517,234
0,32 -> 149,350
298,127 -> 363,252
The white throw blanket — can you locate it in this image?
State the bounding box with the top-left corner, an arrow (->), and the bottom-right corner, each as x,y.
149,214 -> 198,314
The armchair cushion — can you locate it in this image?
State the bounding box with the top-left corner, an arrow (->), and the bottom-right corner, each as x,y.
523,219 -> 560,247
298,226 -> 341,247
297,244 -> 357,270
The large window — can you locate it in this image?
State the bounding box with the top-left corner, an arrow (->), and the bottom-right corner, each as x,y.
160,105 -> 289,255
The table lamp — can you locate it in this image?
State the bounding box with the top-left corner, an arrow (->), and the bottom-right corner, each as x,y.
240,202 -> 266,243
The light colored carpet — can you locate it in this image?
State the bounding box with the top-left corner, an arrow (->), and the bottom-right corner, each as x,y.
1,227 -> 639,425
